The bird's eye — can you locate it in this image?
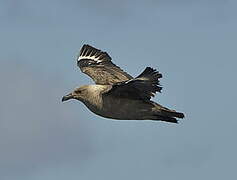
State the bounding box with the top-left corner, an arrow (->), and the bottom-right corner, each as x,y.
75,90 -> 82,94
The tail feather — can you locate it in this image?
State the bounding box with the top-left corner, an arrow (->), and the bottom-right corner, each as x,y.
153,115 -> 178,123
151,103 -> 185,123
161,110 -> 185,119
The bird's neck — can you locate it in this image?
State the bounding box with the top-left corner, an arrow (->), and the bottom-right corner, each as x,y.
81,85 -> 106,109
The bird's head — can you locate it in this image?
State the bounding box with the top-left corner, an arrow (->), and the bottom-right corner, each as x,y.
62,86 -> 88,102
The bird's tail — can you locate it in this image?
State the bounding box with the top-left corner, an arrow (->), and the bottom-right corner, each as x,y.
152,104 -> 185,123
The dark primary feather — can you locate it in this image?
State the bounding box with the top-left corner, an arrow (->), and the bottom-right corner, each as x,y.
103,67 -> 162,101
77,44 -> 132,85
79,44 -> 112,62
135,67 -> 162,93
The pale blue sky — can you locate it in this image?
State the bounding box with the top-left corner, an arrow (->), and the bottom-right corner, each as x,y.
0,0 -> 236,180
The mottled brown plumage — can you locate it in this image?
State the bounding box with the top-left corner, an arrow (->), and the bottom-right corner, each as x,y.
77,44 -> 132,85
62,44 -> 185,123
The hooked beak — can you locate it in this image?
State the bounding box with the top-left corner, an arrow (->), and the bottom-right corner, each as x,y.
62,93 -> 74,102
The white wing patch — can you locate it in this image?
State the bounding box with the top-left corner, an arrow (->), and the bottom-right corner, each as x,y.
78,55 -> 103,63
78,44 -> 112,63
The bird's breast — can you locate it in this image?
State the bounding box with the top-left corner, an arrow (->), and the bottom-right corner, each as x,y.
87,96 -> 152,120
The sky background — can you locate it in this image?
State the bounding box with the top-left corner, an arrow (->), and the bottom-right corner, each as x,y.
0,0 -> 237,179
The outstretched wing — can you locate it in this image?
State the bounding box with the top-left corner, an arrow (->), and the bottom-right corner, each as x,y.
77,44 -> 133,85
103,67 -> 162,101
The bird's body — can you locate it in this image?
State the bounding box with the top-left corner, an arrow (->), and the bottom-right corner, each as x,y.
77,85 -> 153,120
84,90 -> 181,122
62,44 -> 185,123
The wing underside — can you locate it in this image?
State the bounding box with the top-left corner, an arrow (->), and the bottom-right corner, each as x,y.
77,45 -> 132,85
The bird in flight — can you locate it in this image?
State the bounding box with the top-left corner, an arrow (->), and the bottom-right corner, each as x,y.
62,45 -> 184,123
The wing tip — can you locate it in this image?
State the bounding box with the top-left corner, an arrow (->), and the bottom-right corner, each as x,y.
138,67 -> 162,79
78,44 -> 112,62
136,66 -> 163,94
